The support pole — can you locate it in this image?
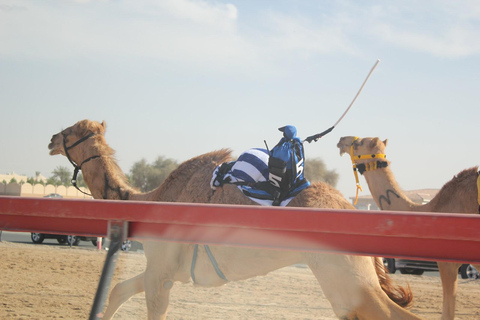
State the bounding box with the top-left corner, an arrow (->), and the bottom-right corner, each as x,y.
89,220 -> 127,320
96,237 -> 102,251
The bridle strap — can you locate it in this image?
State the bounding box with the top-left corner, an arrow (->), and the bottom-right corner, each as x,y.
349,137 -> 363,205
349,137 -> 387,205
71,155 -> 101,197
356,161 -> 389,175
62,132 -> 96,168
64,132 -> 96,151
352,153 -> 386,160
62,132 -> 98,197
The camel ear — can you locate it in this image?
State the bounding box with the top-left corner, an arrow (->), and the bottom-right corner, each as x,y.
84,120 -> 106,136
101,121 -> 106,132
370,138 -> 381,148
383,139 -> 388,147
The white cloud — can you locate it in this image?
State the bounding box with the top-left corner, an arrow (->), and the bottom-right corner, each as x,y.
159,0 -> 238,28
361,1 -> 480,57
0,0 -> 259,71
371,23 -> 480,58
1,0 -> 478,72
265,12 -> 356,58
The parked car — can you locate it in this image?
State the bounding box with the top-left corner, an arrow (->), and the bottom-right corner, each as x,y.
44,193 -> 63,198
30,233 -> 99,246
460,263 -> 479,280
383,258 -> 479,279
31,194 -> 132,251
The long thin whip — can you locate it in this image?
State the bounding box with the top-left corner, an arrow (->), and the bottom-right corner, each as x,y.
333,59 -> 380,127
304,59 -> 381,143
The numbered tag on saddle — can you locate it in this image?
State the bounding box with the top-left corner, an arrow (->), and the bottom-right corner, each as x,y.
268,157 -> 287,189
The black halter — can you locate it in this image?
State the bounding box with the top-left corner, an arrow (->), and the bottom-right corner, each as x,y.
62,132 -> 100,197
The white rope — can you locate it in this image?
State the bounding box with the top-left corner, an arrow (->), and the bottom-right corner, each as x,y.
333,59 -> 381,127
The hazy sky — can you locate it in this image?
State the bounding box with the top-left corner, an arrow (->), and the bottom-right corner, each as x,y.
1,0 -> 479,200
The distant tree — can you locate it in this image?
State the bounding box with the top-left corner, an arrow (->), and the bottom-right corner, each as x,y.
129,158 -> 150,192
32,172 -> 45,185
27,177 -> 35,184
50,166 -> 72,186
9,177 -> 17,184
76,173 -> 87,188
129,156 -> 179,192
46,177 -> 61,186
152,156 -> 178,181
304,157 -> 339,187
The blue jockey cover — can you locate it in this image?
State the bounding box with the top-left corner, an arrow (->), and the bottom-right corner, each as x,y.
210,126 -> 310,206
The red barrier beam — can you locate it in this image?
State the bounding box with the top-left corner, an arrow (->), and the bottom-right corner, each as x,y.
1,196 -> 480,263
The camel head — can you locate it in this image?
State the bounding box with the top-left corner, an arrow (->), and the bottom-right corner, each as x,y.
48,119 -> 106,157
337,136 -> 388,160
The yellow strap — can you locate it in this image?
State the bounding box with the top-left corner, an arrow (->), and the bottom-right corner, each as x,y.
350,137 -> 362,205
354,153 -> 386,160
349,137 -> 387,205
354,180 -> 363,205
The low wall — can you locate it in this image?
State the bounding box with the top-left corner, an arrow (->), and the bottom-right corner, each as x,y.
0,183 -> 91,199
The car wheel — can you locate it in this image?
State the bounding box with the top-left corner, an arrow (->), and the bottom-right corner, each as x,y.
383,258 -> 396,273
121,240 -> 132,252
31,233 -> 45,244
460,264 -> 479,280
67,235 -> 81,246
399,268 -> 424,275
57,237 -> 67,244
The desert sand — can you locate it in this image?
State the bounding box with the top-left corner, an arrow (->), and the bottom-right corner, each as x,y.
0,241 -> 479,319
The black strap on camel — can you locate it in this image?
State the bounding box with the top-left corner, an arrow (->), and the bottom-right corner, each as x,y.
356,161 -> 389,175
62,132 -> 100,197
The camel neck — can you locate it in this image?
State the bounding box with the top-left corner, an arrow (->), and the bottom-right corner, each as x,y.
77,143 -> 138,200
361,165 -> 420,211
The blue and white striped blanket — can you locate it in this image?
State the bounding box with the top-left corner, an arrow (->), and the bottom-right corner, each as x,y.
210,148 -> 310,206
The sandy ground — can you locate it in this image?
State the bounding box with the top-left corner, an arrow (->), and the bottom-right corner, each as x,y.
0,242 -> 479,320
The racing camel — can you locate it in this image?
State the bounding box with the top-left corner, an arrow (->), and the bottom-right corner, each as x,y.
48,120 -> 423,319
338,135 -> 480,320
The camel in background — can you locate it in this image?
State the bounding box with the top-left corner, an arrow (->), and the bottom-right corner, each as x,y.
48,120 -> 423,320
338,135 -> 480,320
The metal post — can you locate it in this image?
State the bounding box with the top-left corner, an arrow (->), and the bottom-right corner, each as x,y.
89,220 -> 127,320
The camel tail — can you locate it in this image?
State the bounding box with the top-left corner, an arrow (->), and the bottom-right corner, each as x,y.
373,257 -> 414,309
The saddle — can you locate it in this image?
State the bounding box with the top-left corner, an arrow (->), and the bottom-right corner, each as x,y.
211,126 -> 310,206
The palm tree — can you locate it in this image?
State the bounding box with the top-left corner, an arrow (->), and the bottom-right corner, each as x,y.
51,166 -> 72,186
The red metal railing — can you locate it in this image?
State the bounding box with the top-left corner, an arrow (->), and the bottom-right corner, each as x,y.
1,196 -> 480,264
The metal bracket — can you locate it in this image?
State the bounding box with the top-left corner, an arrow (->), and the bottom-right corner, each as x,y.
89,220 -> 128,320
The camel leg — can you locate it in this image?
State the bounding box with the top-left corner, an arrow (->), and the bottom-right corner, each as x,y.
103,272 -> 145,320
303,253 -> 422,320
141,242 -> 189,320
437,261 -> 461,320
144,269 -> 174,320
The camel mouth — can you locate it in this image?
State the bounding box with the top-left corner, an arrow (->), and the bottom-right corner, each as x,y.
48,146 -> 60,156
336,142 -> 348,156
48,141 -> 63,156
